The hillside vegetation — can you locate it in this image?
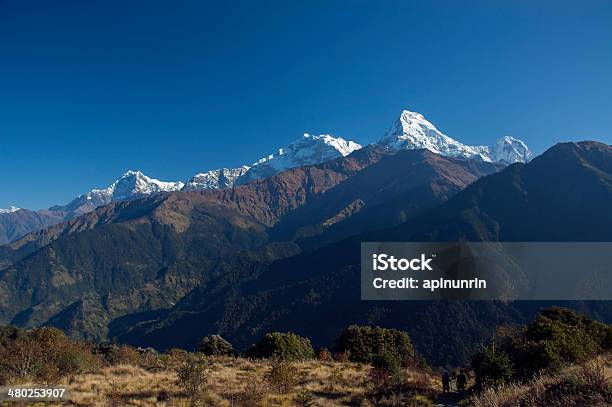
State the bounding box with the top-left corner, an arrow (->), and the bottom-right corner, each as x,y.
0,308 -> 610,406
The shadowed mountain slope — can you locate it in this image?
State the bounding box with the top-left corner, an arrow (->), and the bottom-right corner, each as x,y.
116,142 -> 612,366
0,146 -> 499,341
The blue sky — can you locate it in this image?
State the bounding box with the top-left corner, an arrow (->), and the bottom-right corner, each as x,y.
1,0 -> 611,209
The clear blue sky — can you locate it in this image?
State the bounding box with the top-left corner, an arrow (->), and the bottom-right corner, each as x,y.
1,0 -> 611,209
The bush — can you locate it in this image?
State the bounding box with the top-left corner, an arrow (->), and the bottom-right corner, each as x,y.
96,343 -> 141,366
371,351 -> 405,389
0,327 -> 100,384
176,354 -> 211,396
197,335 -> 234,356
266,358 -> 299,394
247,332 -> 315,361
335,325 -> 414,364
476,307 -> 612,384
317,347 -> 332,362
471,348 -> 515,387
294,389 -> 315,406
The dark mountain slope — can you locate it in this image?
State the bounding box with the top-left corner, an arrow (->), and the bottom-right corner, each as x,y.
384,141 -> 612,242
0,209 -> 65,247
0,146 -> 426,338
119,142 -> 612,365
271,149 -> 500,247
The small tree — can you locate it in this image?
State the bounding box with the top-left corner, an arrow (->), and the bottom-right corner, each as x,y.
247,332 -> 315,361
197,335 -> 234,356
371,351 -> 405,389
317,347 -> 332,362
266,358 -> 299,394
471,348 -> 515,387
176,354 -> 211,396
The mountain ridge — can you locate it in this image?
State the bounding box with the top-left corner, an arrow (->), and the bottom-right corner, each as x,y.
0,109 -> 533,245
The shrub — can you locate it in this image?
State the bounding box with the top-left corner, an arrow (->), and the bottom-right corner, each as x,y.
371,351 -> 405,389
238,374 -> 266,405
176,354 -> 211,396
0,337 -> 46,381
476,307 -> 612,383
197,335 -> 234,356
96,344 -> 141,366
317,347 -> 332,362
334,350 -> 350,362
471,348 -> 515,387
580,358 -> 609,393
266,358 -> 299,394
294,389 -> 316,406
335,325 -> 414,365
0,327 -> 100,383
247,332 -> 314,361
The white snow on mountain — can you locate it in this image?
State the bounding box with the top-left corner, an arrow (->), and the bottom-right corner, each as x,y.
377,110 -> 533,164
0,206 -> 20,214
237,133 -> 362,184
490,135 -> 534,164
182,166 -> 250,191
60,170 -> 184,214
10,108 -> 533,219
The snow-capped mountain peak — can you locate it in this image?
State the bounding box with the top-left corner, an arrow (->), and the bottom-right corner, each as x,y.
182,166 -> 250,191
110,170 -> 184,201
0,206 -> 20,214
490,135 -> 534,164
378,109 -> 533,164
237,133 -> 362,184
60,170 -> 184,214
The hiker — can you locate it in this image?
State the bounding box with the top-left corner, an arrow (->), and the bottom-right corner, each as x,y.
457,369 -> 468,394
442,369 -> 450,394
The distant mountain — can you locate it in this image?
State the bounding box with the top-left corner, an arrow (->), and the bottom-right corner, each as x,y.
182,167 -> 250,191
378,110 -> 533,164
0,206 -> 20,214
0,134 -> 361,244
0,108 -> 532,245
0,171 -> 185,246
237,134 -> 362,185
182,134 -> 362,191
0,208 -> 65,248
53,170 -> 184,216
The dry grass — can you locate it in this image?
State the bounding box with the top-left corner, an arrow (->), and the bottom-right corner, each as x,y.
467,353 -> 612,407
5,357 -> 438,406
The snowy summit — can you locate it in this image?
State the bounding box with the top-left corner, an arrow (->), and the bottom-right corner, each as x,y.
238,134 -> 362,184
378,110 -> 533,164
0,206 -> 20,214
183,134 -> 362,191
60,170 -> 184,214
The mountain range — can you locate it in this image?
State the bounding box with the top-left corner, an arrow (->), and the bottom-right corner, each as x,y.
1,106 -> 608,366
0,110 -> 532,245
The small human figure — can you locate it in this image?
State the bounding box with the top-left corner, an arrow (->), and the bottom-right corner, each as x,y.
442,369 -> 450,394
457,369 -> 468,394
